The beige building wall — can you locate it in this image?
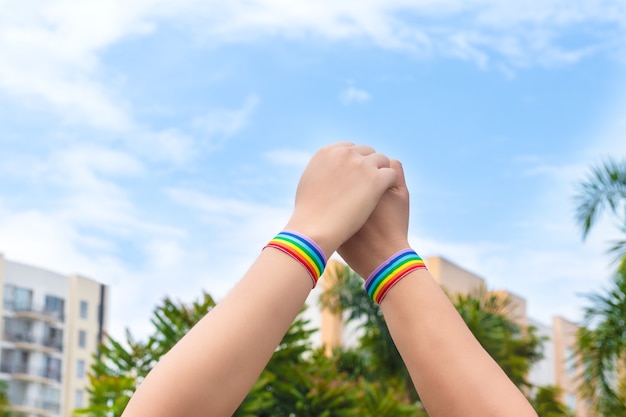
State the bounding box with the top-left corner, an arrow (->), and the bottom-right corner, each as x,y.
553,316 -> 590,417
490,290 -> 528,327
427,256 -> 485,297
63,275 -> 108,415
320,260 -> 345,357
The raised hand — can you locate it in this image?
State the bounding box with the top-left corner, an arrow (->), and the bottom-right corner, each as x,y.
285,143 -> 397,257
338,159 -> 411,279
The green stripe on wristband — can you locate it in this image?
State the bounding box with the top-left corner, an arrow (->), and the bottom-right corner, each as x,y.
364,249 -> 427,304
264,230 -> 327,287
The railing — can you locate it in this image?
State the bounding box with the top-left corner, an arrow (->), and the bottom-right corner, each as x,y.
0,362 -> 29,374
3,332 -> 63,351
8,397 -> 61,413
41,337 -> 64,350
3,332 -> 35,343
0,362 -> 62,382
13,305 -> 64,322
40,369 -> 62,382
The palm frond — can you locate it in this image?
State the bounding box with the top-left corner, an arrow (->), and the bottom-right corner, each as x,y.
574,158 -> 626,239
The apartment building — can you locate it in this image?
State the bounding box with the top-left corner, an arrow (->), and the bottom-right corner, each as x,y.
0,254 -> 108,417
320,256 -> 590,416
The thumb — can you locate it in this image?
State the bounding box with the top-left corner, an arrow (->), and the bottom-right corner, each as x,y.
390,159 -> 407,190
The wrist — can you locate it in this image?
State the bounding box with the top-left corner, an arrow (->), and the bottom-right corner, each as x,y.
364,248 -> 427,304
264,230 -> 328,288
365,239 -> 412,277
339,237 -> 410,279
283,217 -> 338,261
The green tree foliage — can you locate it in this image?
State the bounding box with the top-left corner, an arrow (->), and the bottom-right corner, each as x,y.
451,289 -> 544,388
531,385 -> 571,417
74,292 -> 217,417
574,158 -> 626,415
239,308 -> 421,416
575,158 -> 626,260
0,381 -> 12,417
575,259 -> 626,416
319,263 -> 414,398
321,263 -> 544,393
77,290 -> 421,417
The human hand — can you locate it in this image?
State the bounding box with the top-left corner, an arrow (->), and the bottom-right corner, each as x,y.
284,143 -> 397,257
337,159 -> 411,279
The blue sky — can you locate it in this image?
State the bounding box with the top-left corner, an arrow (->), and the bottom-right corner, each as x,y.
1,0 -> 626,339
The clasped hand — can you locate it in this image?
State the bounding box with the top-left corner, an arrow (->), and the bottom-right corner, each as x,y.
285,142 -> 411,280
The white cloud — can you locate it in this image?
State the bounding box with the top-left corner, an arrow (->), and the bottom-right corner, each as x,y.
0,0 -> 157,129
263,149 -> 312,168
340,86 -> 372,105
132,128 -> 198,165
167,187 -> 291,228
0,0 -> 624,136
0,0 -> 625,342
192,94 -> 260,148
176,0 -> 626,67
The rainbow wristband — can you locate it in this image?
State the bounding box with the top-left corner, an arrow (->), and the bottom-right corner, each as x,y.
364,249 -> 427,304
264,231 -> 327,288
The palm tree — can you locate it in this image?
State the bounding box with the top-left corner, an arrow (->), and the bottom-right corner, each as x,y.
575,259 -> 626,416
451,289 -> 544,389
319,263 -> 412,394
575,158 -> 626,260
320,263 -> 544,396
574,158 -> 626,415
531,385 -> 572,417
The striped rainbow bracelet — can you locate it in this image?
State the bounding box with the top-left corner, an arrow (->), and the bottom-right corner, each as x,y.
264,230 -> 327,288
364,249 -> 427,304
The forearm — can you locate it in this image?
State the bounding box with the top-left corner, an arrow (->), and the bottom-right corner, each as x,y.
121,249 -> 312,417
381,269 -> 538,417
120,143 -> 398,417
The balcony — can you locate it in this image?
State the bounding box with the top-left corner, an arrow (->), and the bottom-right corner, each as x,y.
12,305 -> 64,323
0,362 -> 28,374
3,332 -> 63,353
0,362 -> 62,384
40,368 -> 62,382
8,398 -> 60,416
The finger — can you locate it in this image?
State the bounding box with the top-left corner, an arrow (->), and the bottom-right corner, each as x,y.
352,144 -> 376,156
366,152 -> 391,169
328,141 -> 355,148
390,159 -> 407,189
378,167 -> 399,190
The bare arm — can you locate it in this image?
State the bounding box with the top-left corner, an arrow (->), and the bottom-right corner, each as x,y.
120,143 -> 397,417
339,160 -> 538,417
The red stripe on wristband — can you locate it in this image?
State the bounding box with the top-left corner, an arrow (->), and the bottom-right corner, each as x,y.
264,231 -> 327,288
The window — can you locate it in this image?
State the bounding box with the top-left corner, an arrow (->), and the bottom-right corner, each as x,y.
566,393 -> 576,411
43,324 -> 63,350
80,300 -> 88,319
1,348 -> 30,374
565,347 -> 576,376
3,285 -> 13,310
78,330 -> 87,349
44,295 -> 65,321
41,385 -> 60,412
77,359 -> 85,378
4,317 -> 34,343
75,389 -> 84,409
3,285 -> 33,312
42,356 -> 61,381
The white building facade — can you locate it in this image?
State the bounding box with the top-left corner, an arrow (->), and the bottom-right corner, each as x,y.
0,254 -> 108,417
